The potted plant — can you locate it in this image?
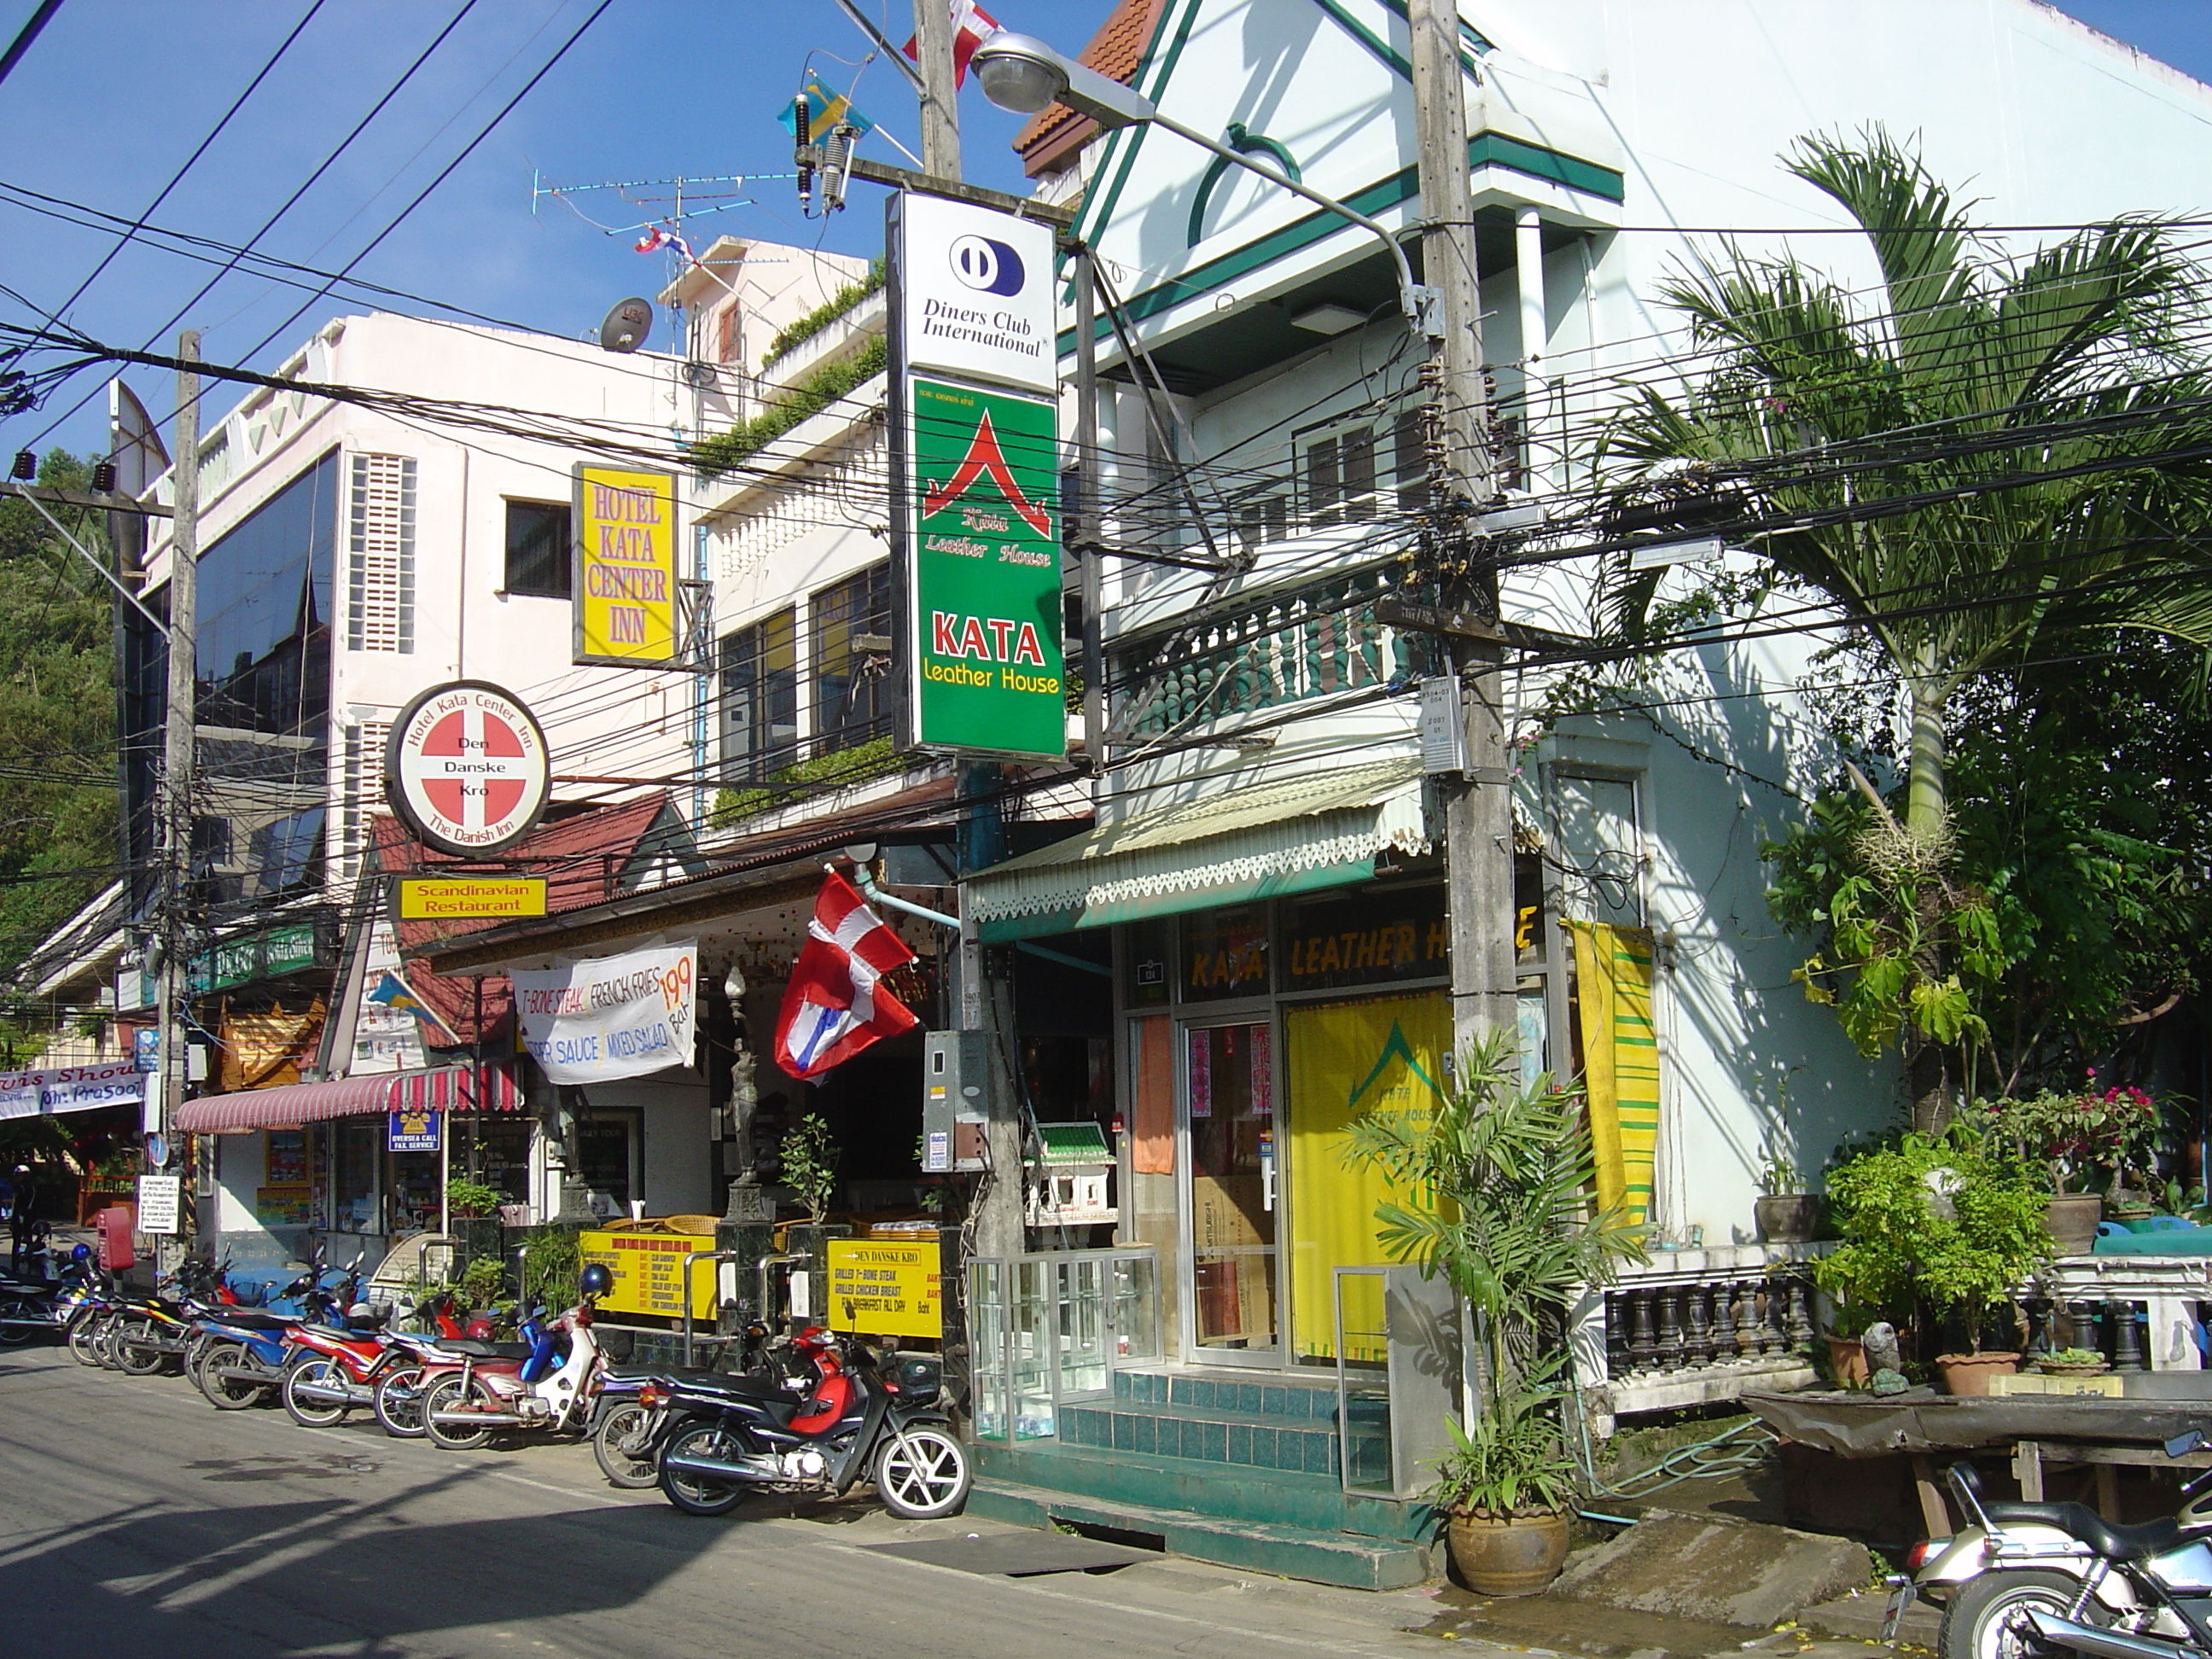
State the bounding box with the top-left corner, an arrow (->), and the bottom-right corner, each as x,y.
779,1114 -> 848,1314
1754,1141 -> 1820,1243
1815,1132 -> 2051,1394
2034,1346 -> 2109,1377
1978,1079 -> 2159,1254
445,1178 -> 500,1220
1346,1033 -> 1646,1596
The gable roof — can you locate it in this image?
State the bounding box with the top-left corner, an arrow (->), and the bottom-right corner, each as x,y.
1014,0 -> 1172,179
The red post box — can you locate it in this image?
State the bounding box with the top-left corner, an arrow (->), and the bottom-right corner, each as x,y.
96,1203 -> 136,1272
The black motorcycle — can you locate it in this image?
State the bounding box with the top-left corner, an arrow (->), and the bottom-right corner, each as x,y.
651,1330 -> 968,1521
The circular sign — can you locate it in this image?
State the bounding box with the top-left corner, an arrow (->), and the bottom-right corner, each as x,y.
385,681 -> 551,857
146,1132 -> 169,1170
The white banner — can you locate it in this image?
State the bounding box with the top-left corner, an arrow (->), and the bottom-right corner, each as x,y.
0,1061 -> 143,1121
512,941 -> 696,1086
137,1174 -> 181,1235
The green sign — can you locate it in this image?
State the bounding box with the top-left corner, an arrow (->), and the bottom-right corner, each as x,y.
902,375 -> 1066,760
185,921 -> 326,995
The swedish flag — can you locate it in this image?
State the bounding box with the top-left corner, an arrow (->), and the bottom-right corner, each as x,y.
780,72 -> 874,139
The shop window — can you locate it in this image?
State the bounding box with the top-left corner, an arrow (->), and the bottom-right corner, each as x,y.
810,562 -> 892,759
719,608 -> 799,781
504,500 -> 572,598
1278,883 -> 1447,994
577,1109 -> 642,1217
454,1115 -> 533,1210
1554,770 -> 1644,928
333,1120 -> 381,1232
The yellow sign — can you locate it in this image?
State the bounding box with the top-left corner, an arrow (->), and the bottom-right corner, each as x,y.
579,1229 -> 718,1321
573,463 -> 681,666
826,1239 -> 942,1339
395,876 -> 547,921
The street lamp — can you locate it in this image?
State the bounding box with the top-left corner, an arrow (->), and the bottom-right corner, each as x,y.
971,32 -> 1433,332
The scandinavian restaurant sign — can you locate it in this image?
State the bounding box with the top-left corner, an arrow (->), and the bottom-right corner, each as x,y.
510,940 -> 697,1086
395,876 -> 548,922
573,464 -> 682,667
386,682 -> 551,858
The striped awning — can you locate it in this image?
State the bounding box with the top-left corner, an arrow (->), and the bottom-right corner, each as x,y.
172,1062 -> 519,1133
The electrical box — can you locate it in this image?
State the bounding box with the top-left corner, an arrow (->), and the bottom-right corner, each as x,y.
1418,675 -> 1468,776
922,1029 -> 993,1173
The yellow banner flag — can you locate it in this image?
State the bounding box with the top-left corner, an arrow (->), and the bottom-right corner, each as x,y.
1568,922 -> 1659,1225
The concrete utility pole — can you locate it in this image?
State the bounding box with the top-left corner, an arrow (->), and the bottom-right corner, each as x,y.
911,0 -> 962,179
1408,0 -> 1516,1053
154,333 -> 201,1154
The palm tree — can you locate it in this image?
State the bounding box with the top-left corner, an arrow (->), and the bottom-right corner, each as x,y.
1607,128 -> 2212,840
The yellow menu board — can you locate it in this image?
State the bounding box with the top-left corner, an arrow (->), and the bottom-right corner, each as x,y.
825,1239 -> 942,1340
579,1229 -> 717,1321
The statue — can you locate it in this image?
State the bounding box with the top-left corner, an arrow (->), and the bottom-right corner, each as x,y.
1863,1319 -> 1911,1395
723,963 -> 773,1224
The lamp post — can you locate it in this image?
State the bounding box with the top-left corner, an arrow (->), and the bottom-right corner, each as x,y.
970,32 -> 1434,333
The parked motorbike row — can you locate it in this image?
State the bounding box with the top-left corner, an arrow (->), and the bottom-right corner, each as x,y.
5,1245 -> 970,1522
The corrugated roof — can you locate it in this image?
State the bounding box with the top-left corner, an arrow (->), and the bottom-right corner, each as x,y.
1014,0 -> 1172,179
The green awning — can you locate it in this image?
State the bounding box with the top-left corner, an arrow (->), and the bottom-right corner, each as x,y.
968,759 -> 1427,943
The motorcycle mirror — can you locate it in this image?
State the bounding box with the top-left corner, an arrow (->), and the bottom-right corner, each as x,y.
2169,1430 -> 2209,1459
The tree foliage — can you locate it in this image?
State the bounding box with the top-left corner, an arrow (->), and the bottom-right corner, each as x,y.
0,450 -> 117,1002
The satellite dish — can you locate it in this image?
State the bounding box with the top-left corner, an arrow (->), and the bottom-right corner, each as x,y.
599,297 -> 654,353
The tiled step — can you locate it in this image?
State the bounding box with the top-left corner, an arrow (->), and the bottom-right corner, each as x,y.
973,1436 -> 1431,1542
1110,1365 -> 1343,1419
968,1474 -> 1437,1592
1058,1395 -> 1393,1484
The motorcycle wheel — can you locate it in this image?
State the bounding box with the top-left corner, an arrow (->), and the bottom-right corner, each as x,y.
114,1315 -> 167,1377
95,1316 -> 128,1370
593,1402 -> 662,1489
198,1341 -> 273,1410
0,1295 -> 38,1346
421,1375 -> 498,1452
282,1358 -> 352,1428
66,1310 -> 103,1367
1940,1568 -> 2109,1659
658,1422 -> 751,1516
373,1367 -> 428,1439
873,1424 -> 971,1520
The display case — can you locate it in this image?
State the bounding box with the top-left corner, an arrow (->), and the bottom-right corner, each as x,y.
969,1247 -> 1161,1441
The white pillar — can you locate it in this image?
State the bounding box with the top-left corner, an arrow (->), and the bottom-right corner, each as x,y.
1515,205 -> 1547,486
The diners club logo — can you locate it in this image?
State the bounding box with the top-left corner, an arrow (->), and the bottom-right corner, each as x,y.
385,681 -> 550,856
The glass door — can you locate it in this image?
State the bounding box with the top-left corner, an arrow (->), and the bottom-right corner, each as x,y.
1181,1020 -> 1280,1362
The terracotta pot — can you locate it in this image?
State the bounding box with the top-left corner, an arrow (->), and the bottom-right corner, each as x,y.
1446,1510 -> 1571,1597
1755,1194 -> 1821,1243
2043,1193 -> 2104,1257
2034,1360 -> 2110,1377
1936,1352 -> 2021,1396
1825,1335 -> 1871,1388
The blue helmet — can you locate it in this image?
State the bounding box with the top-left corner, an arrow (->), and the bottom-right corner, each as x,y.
71,1243 -> 90,1263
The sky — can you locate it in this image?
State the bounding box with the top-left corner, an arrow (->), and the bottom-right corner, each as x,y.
0,0 -> 2204,463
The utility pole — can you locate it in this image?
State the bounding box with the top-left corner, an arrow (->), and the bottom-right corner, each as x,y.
1409,0 -> 1515,1053
154,333 -> 201,1160
911,0 -> 961,180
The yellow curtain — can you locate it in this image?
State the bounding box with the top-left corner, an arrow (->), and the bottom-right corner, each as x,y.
1567,923 -> 1659,1225
1284,992 -> 1450,1361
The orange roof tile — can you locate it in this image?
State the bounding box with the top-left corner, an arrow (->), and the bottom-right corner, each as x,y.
1013,0 -> 1171,180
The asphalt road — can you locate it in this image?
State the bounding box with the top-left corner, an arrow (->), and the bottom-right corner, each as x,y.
0,1342 -> 1453,1658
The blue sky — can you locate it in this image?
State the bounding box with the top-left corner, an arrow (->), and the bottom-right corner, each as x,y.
0,0 -> 2203,462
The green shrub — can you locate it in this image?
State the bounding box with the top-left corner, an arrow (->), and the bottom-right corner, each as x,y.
445,1177 -> 501,1219
711,736 -> 898,827
760,259 -> 885,368
692,336 -> 887,477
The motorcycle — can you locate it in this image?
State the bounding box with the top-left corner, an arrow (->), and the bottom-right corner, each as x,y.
652,1329 -> 968,1521
1889,1443 -> 2212,1658
368,1297 -> 512,1440
422,1276 -> 608,1452
0,1243 -> 95,1345
590,1321 -> 796,1490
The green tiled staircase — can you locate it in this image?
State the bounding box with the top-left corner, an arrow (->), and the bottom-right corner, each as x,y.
966,1365 -> 1439,1591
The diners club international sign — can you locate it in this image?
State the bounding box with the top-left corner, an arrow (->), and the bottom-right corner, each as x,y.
386,681 -> 551,856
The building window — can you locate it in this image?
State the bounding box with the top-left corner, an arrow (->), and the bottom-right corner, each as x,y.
1554,771 -> 1644,928
719,608 -> 798,782
340,720 -> 388,878
1302,420 -> 1377,528
811,562 -> 893,758
714,303 -> 742,364
504,500 -> 571,598
346,452 -> 416,653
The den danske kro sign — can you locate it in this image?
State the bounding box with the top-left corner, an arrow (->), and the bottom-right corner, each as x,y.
385,681 -> 551,858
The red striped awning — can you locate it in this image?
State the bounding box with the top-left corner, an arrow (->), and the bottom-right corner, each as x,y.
173,1062 -> 519,1133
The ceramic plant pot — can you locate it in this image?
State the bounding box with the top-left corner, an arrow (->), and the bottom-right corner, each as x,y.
1824,1335 -> 1871,1388
2042,1194 -> 2104,1257
1936,1352 -> 2021,1396
1755,1194 -> 1821,1243
1446,1510 -> 1572,1597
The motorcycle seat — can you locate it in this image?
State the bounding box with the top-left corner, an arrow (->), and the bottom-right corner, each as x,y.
211,1313 -> 294,1332
602,1365 -> 725,1386
668,1371 -> 795,1403
439,1340 -> 535,1360
1985,1502 -> 2186,1562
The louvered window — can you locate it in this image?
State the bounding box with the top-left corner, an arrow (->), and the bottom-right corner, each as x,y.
340,719 -> 389,877
346,453 -> 416,653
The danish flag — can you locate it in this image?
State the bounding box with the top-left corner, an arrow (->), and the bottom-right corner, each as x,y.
901,0 -> 1001,86
773,871 -> 920,1079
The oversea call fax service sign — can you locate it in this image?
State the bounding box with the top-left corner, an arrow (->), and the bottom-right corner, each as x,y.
386,681 -> 551,857
897,193 -> 1057,394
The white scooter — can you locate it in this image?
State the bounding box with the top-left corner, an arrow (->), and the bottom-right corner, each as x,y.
421,1263 -> 612,1452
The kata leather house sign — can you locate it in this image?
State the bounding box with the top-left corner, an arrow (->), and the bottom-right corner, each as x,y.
385,680 -> 551,856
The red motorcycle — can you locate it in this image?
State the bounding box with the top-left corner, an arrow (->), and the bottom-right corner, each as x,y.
653,1329 -> 967,1521
282,1303 -> 409,1428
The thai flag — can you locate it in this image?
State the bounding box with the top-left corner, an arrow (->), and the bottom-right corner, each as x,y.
902,0 -> 1001,86
634,224 -> 696,264
773,871 -> 920,1079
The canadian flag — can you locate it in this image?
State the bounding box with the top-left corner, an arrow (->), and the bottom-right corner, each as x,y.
773,872 -> 921,1080
902,0 -> 1001,86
